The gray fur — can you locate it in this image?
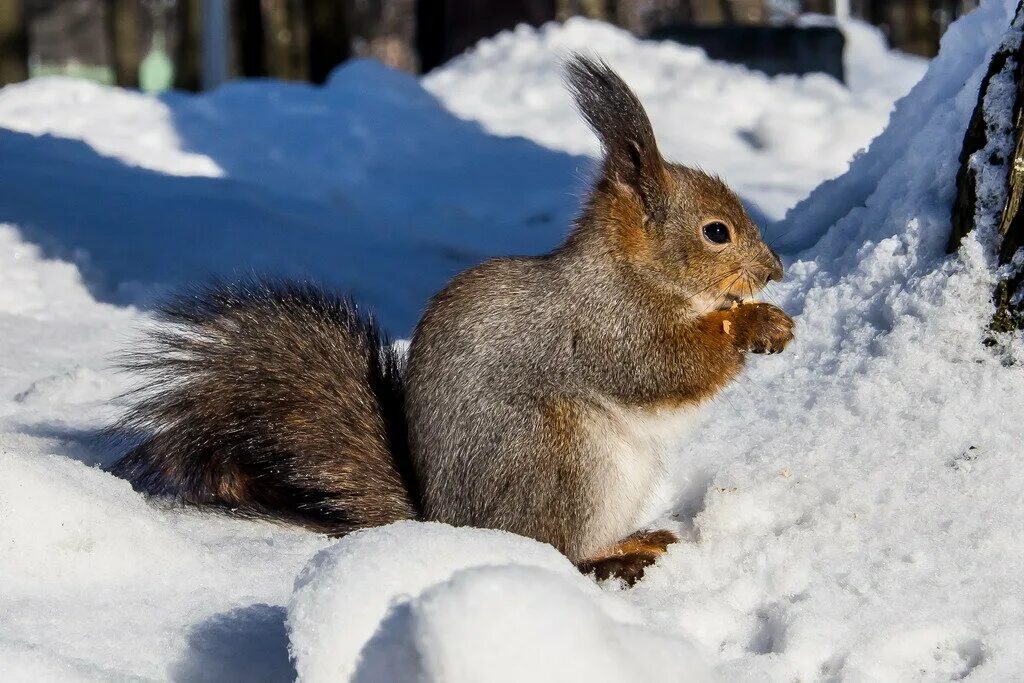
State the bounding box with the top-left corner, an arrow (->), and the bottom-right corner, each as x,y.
406,55 -> 792,562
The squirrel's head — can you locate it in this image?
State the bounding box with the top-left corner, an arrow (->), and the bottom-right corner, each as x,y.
566,54 -> 783,312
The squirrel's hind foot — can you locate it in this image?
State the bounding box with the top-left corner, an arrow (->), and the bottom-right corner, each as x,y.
577,529 -> 679,586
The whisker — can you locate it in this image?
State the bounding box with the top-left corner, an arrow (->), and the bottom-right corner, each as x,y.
700,271 -> 745,316
678,267 -> 744,310
744,274 -> 758,303
756,279 -> 785,309
760,286 -> 783,309
711,272 -> 745,312
763,221 -> 807,251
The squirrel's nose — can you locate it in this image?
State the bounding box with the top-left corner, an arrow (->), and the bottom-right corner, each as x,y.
766,248 -> 784,282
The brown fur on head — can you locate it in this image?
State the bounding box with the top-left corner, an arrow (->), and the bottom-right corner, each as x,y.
565,54 -> 783,313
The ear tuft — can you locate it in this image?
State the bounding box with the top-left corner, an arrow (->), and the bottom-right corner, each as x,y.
564,53 -> 667,220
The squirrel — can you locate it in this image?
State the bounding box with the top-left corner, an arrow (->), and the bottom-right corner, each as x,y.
110,55 -> 793,586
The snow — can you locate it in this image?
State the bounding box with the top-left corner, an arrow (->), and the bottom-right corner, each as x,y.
3,5 -> 1022,682
424,16 -> 927,219
287,522 -> 712,683
0,62 -> 580,332
0,234 -> 327,678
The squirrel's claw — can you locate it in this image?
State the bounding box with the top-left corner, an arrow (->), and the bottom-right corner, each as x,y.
729,302 -> 795,355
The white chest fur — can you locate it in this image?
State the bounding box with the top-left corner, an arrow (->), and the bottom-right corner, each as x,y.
580,399 -> 701,557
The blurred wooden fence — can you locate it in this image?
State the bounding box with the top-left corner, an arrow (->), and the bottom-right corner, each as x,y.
559,0 -> 978,56
0,0 -> 982,88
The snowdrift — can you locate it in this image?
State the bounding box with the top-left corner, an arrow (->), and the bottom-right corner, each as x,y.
2,6 -> 1022,682
0,61 -> 582,333
287,522 -> 711,683
425,16 -> 925,218
0,18 -> 919,333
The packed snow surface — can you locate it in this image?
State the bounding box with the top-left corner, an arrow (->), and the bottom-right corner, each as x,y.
2,6 -> 1021,682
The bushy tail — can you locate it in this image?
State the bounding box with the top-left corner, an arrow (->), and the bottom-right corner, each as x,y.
109,278 -> 419,535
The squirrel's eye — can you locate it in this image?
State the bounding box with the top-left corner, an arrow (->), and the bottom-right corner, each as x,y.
702,222 -> 731,244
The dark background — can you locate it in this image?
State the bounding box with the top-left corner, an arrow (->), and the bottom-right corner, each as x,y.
0,1 -> 979,89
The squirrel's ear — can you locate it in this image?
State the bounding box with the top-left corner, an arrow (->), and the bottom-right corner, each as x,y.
565,54 -> 669,224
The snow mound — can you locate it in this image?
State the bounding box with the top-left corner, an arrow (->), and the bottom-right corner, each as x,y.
0,400 -> 328,680
0,19 -> 924,331
287,522 -> 711,683
0,226 -> 329,681
0,223 -> 99,318
0,78 -> 221,177
0,64 -> 579,331
425,16 -> 926,218
623,1 -> 1024,679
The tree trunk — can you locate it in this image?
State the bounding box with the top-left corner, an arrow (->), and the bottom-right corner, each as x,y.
175,0 -> 202,91
262,0 -> 309,80
421,0 -> 556,72
729,0 -> 768,23
804,0 -> 833,14
416,0 -> 445,72
718,0 -> 735,22
235,0 -> 268,78
948,1 -> 1024,334
304,0 -> 350,84
106,0 -> 142,88
347,0 -> 417,72
0,0 -> 28,85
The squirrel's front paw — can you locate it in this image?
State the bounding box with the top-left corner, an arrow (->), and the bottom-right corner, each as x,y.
730,302 -> 794,354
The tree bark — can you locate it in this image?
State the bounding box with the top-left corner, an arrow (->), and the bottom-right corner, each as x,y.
992,114 -> 1024,333
729,0 -> 769,24
175,0 -> 202,91
235,0 -> 268,78
262,0 -> 309,80
420,0 -> 556,72
803,0 -> 833,14
948,1 -> 1024,334
0,0 -> 28,85
106,0 -> 142,88
304,0 -> 350,84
